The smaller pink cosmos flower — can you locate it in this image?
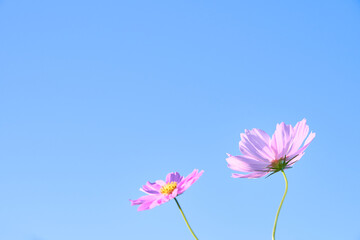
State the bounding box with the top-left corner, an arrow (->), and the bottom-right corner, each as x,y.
227,119 -> 315,178
130,169 -> 204,211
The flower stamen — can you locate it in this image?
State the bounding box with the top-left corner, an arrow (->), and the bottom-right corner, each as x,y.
160,182 -> 177,195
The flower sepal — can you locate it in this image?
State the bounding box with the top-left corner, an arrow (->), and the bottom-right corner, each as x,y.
266,155 -> 296,178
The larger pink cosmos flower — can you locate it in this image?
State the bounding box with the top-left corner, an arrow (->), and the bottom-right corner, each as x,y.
130,169 -> 204,211
227,119 -> 315,178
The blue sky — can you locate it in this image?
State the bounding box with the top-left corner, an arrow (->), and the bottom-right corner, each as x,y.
0,0 -> 360,239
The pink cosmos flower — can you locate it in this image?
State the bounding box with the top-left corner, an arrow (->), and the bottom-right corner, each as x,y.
130,169 -> 204,211
227,119 -> 315,178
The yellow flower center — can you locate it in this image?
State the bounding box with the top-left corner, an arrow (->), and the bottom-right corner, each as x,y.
160,182 -> 177,195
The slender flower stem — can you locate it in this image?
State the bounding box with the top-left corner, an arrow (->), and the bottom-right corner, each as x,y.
174,198 -> 199,240
272,170 -> 288,240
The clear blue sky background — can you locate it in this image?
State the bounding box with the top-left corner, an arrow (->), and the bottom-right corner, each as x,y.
0,0 -> 359,240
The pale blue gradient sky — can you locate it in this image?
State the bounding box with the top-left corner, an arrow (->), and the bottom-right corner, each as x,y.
1,1 -> 360,240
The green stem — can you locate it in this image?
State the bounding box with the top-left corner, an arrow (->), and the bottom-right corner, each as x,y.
174,198 -> 199,240
272,170 -> 288,240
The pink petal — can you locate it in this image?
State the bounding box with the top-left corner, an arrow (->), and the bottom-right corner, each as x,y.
166,172 -> 183,183
226,154 -> 269,172
137,198 -> 159,211
170,188 -> 178,198
177,169 -> 204,195
131,194 -> 168,211
239,128 -> 274,162
289,131 -> 316,159
155,180 -> 166,186
130,194 -> 159,206
140,181 -> 161,195
304,131 -> 316,146
287,119 -> 310,156
270,122 -> 294,160
137,202 -> 153,211
232,171 -> 268,179
148,196 -> 168,210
